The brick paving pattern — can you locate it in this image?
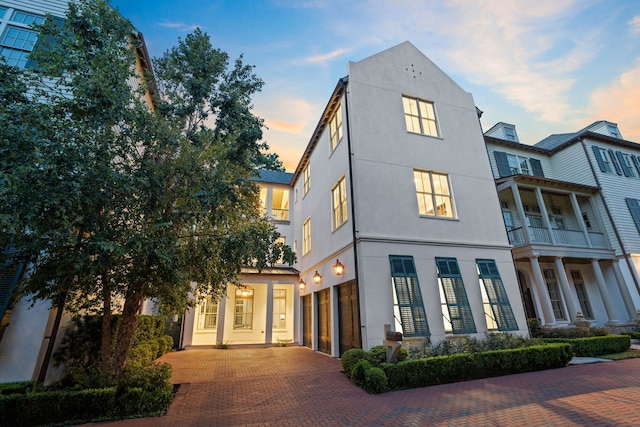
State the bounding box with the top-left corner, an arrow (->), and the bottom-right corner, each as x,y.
84,347 -> 640,427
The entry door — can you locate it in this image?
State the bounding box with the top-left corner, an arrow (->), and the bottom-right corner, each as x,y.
338,281 -> 360,355
302,294 -> 312,348
317,288 -> 331,354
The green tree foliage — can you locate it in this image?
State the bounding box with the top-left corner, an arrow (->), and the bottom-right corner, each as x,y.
0,0 -> 293,379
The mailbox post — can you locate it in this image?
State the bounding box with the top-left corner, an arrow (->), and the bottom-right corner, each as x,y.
383,324 -> 403,363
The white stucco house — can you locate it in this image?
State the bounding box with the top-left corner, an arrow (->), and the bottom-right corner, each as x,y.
484,121 -> 640,329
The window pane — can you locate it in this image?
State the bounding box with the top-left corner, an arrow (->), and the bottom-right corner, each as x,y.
271,188 -> 289,221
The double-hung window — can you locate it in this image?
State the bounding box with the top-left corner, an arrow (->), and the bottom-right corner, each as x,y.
272,289 -> 287,329
302,217 -> 311,255
476,259 -> 518,331
571,271 -> 593,319
389,255 -> 429,337
414,169 -> 455,218
271,188 -> 289,221
543,269 -> 566,320
507,154 -> 530,175
303,164 -> 310,195
402,95 -> 439,137
0,9 -> 44,68
331,176 -> 348,229
197,296 -> 219,330
436,257 -> 476,334
329,104 -> 343,151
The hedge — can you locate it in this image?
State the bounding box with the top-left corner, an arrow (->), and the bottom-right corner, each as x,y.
543,335 -> 630,357
382,343 -> 572,391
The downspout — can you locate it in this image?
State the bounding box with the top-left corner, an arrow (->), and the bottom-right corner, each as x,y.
580,138 -> 640,297
340,77 -> 363,348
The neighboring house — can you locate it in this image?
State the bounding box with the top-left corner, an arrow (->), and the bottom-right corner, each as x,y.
180,170 -> 300,348
484,121 -> 640,329
0,0 -> 154,383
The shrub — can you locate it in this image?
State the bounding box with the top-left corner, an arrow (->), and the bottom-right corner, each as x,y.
0,381 -> 36,395
341,348 -> 368,378
543,335 -> 630,357
363,367 -> 388,394
351,360 -> 372,387
621,331 -> 640,339
528,318 -> 543,338
367,345 -> 387,366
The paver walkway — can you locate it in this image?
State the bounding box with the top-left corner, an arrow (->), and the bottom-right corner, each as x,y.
86,346 -> 640,426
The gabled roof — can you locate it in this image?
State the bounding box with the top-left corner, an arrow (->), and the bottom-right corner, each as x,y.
253,169 -> 293,185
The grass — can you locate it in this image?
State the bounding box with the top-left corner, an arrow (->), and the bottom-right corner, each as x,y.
600,349 -> 640,361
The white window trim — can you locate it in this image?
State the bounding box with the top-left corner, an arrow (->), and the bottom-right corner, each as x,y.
331,176 -> 348,230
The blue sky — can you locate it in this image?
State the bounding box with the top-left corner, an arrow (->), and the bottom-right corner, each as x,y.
111,0 -> 640,171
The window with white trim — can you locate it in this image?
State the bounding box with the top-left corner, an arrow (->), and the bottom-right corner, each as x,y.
272,289 -> 287,329
197,296 -> 219,330
302,217 -> 311,255
329,104 -> 343,151
271,188 -> 289,221
0,9 -> 45,68
506,154 -> 530,175
331,176 -> 347,229
234,288 -> 254,329
571,270 -> 593,319
414,169 -> 455,218
544,269 -> 566,321
303,164 -> 310,195
403,95 -> 439,137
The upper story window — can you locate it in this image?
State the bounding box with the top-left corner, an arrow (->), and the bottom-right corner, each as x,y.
592,145 -> 640,178
607,124 -> 621,139
504,127 -> 517,142
302,217 -> 311,255
494,151 -> 545,178
413,169 -> 455,218
303,164 -> 310,195
329,104 -> 343,152
402,95 -> 439,137
259,187 -> 268,216
331,176 -> 348,230
0,9 -> 45,68
271,188 -> 289,221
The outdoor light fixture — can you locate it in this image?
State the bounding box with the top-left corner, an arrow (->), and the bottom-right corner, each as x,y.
298,279 -> 306,290
333,259 -> 345,275
313,271 -> 322,284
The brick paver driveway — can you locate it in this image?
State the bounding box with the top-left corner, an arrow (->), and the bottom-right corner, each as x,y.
89,346 -> 640,426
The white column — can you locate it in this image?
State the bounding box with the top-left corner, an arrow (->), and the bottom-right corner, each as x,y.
511,183 -> 531,245
591,259 -> 619,323
554,257 -> 577,322
531,257 -> 556,326
611,261 -> 636,321
216,295 -> 227,346
535,188 -> 556,245
265,282 -> 274,344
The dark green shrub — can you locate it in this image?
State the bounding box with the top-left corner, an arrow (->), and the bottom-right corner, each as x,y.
352,360 -> 372,387
367,345 -> 387,366
363,367 -> 388,394
0,381 -> 36,395
397,346 -> 409,361
527,318 -> 543,338
621,331 -> 640,339
341,348 -> 368,378
543,335 -> 630,357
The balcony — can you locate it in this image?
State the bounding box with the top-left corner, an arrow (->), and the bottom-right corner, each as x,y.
507,227 -> 609,249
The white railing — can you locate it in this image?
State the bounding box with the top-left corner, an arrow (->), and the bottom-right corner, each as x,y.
553,228 -> 587,246
588,232 -> 609,248
507,226 -> 610,250
528,226 -> 551,244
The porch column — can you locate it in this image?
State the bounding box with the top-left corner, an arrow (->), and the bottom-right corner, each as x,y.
265,282 -> 274,344
511,183 -> 531,245
611,261 -> 637,321
591,259 -> 619,322
554,257 -> 577,322
569,193 -> 591,247
535,188 -> 556,245
216,295 -> 227,346
530,256 -> 556,326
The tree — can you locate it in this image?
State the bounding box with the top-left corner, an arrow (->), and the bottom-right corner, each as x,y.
0,0 -> 293,380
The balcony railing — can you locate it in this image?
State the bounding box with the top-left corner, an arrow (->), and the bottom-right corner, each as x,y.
506,227 -> 609,249
271,208 -> 289,222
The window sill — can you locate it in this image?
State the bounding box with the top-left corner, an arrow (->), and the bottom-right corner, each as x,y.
418,214 -> 458,221
406,131 -> 443,140
332,221 -> 348,233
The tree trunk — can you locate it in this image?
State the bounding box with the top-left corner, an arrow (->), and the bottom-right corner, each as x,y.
100,271 -> 112,374
113,288 -> 143,379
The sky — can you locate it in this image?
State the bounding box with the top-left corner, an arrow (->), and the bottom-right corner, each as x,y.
111,0 -> 640,172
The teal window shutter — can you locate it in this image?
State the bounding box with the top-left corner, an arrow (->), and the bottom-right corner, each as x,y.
626,198 -> 640,233
435,257 -> 476,334
476,259 -> 518,331
591,146 -> 607,172
389,255 -> 429,337
494,151 -> 511,177
615,151 -> 632,177
529,158 -> 545,177
608,149 -> 622,175
0,262 -> 24,321
632,155 -> 640,177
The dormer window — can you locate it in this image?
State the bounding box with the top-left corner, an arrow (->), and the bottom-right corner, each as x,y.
504,127 -> 517,142
607,124 -> 621,139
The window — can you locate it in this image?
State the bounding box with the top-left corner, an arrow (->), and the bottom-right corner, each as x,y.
494,151 -> 544,177
271,188 -> 289,221
571,271 -> 593,319
259,187 -> 268,216
302,217 -> 311,255
626,198 -> 640,234
234,288 -> 254,329
476,259 -> 518,331
507,154 -> 530,175
1,25 -> 39,67
11,10 -> 45,26
403,96 -> 439,137
607,124 -> 621,139
332,176 -> 348,229
303,164 -> 310,195
389,255 -> 429,337
616,152 -> 637,178
197,296 -> 218,330
543,269 -> 566,321
414,170 -> 455,218
436,258 -> 476,334
272,289 -> 287,329
504,127 -> 516,141
592,146 -> 620,174
329,104 -> 343,151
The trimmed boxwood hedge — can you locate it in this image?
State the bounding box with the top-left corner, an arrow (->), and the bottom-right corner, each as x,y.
543,335 -> 630,357
382,343 -> 573,391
